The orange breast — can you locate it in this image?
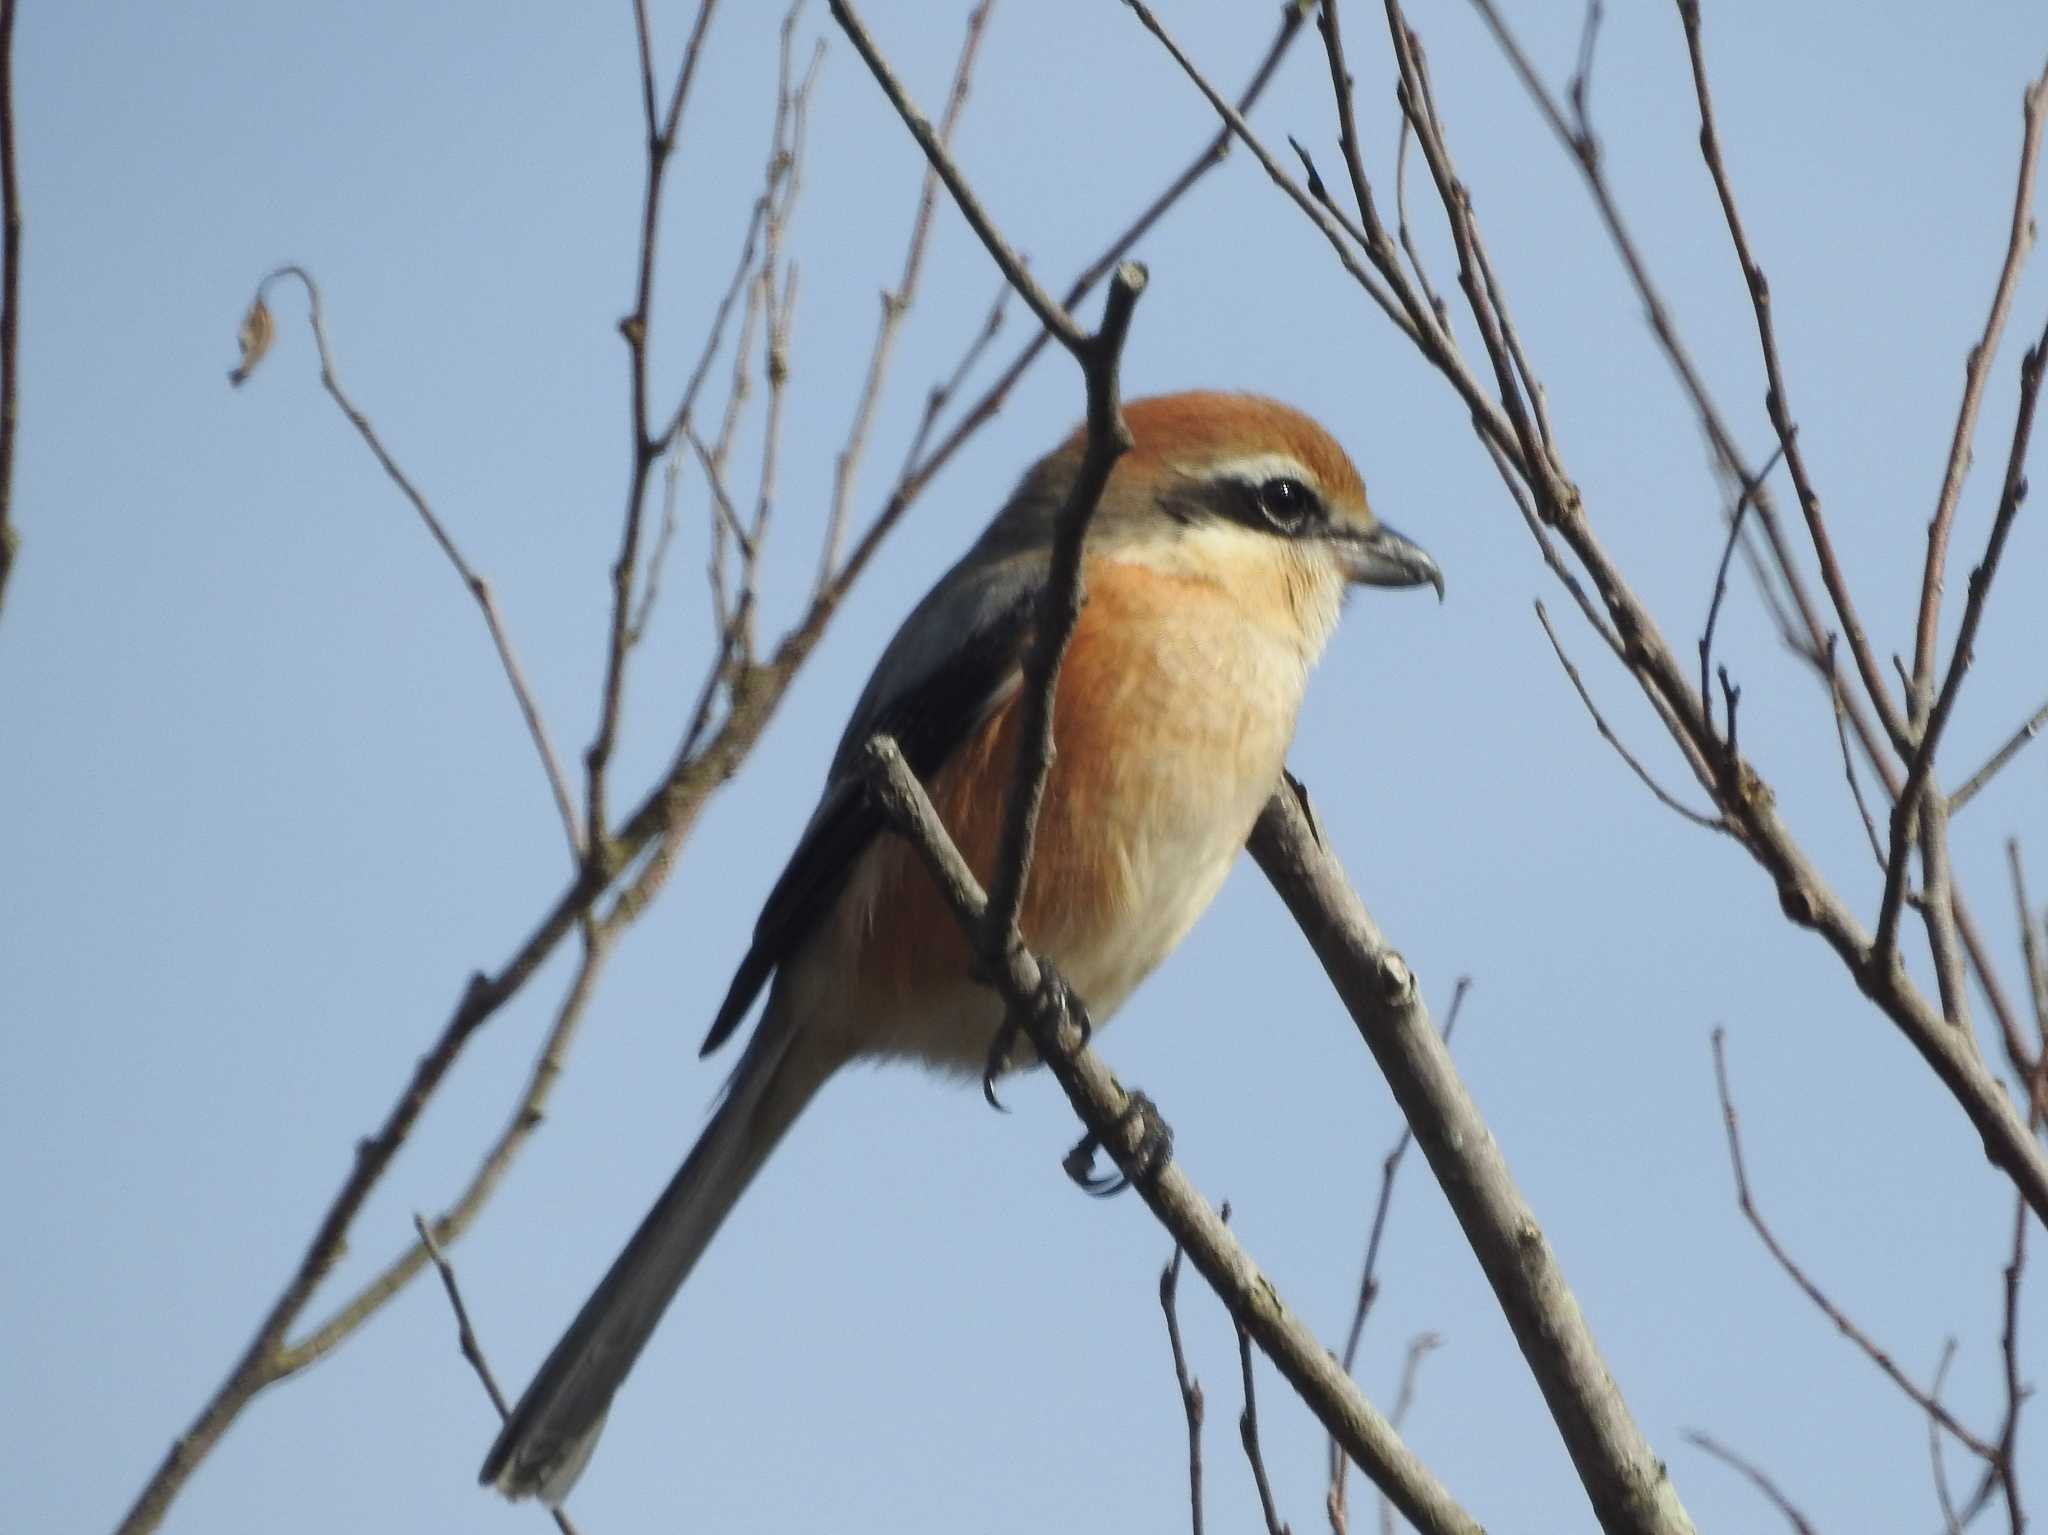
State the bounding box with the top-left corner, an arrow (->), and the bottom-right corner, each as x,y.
841,555 -> 1305,1029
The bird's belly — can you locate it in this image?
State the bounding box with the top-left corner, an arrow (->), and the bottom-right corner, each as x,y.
817,592 -> 1308,1076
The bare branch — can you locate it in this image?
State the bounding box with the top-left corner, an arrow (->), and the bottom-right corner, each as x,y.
1877,312 -> 2048,965
829,0 -> 1085,354
1536,601 -> 1724,832
980,263 -> 1142,945
1160,1243 -> 1206,1535
862,738 -> 1483,1535
1121,0 -> 1470,409
414,1216 -> 581,1535
1708,1030 -> 1999,1461
587,0 -> 727,851
1682,1431 -> 1819,1535
1929,1339 -> 1967,1535
819,0 -> 994,586
1700,441 -> 1787,733
1236,1314 -> 1291,1535
240,266 -> 582,860
826,0 -> 1310,609
0,0 -> 18,618
1466,0 -> 1909,787
1910,64 -> 2048,723
1952,696 -> 2048,813
1674,0 -> 1916,755
1378,1334 -> 1444,1535
2013,842 -> 2048,1091
1826,640 -> 1889,874
1251,778 -> 1698,1535
1999,1192 -> 2030,1534
1330,979 -> 1469,1528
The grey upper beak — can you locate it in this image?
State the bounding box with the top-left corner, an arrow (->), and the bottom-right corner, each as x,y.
1341,520 -> 1443,600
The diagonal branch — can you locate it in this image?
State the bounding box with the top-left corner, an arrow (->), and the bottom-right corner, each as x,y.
238,265 -> 581,859
1876,313 -> 2048,966
1709,1030 -> 2000,1462
819,0 -> 994,587
0,0 -> 18,620
1675,0 -> 1916,755
1253,778 -> 1698,1535
862,737 -> 1483,1535
1952,695 -> 2048,814
588,0 -> 726,852
1908,63 -> 2048,723
1536,601 -> 1724,832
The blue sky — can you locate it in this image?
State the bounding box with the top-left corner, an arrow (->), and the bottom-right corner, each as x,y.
5,2 -> 2046,1531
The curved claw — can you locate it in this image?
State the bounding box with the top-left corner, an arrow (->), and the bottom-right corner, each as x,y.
1061,1091 -> 1173,1200
981,1016 -> 1019,1113
1062,1134 -> 1127,1197
1036,961 -> 1094,1051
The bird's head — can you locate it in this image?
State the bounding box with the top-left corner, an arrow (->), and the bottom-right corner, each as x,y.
998,390 -> 1441,658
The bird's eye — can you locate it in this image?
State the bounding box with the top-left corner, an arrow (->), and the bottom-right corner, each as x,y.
1256,477 -> 1314,532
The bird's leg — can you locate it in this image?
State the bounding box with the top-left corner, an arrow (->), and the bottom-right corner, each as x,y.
1062,1091 -> 1173,1199
980,956 -> 1093,1110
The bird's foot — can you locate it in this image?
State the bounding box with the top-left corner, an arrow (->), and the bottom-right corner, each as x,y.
1063,1090 -> 1172,1199
981,959 -> 1094,1111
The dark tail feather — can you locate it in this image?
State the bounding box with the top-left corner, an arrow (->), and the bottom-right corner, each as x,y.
480,1009 -> 827,1504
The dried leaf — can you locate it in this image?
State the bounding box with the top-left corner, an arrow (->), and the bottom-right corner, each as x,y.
229,295 -> 275,388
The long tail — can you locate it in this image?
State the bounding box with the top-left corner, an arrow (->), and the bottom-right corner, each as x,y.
480,1003 -> 830,1504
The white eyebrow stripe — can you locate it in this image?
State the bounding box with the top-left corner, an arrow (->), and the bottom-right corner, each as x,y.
1198,452 -> 1322,493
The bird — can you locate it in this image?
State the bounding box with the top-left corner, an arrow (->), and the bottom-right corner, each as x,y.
481,389 -> 1441,1503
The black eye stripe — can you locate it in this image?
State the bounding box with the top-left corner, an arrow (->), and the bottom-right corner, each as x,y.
1179,469 -> 1328,535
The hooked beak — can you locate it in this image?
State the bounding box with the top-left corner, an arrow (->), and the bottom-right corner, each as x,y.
1339,520 -> 1443,600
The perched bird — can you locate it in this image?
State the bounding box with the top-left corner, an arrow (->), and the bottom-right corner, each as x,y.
482,390 -> 1441,1503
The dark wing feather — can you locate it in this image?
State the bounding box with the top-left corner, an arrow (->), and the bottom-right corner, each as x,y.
697,583 -> 1037,1056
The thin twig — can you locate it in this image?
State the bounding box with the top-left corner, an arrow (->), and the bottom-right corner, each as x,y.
414,1216 -> 581,1535
1465,0 -> 1908,800
1700,441 -> 1787,734
1160,1243 -> 1206,1535
1952,695 -> 2048,814
819,0 -> 994,587
1930,1339 -> 1967,1535
1237,1317 -> 1291,1535
1330,979 -> 1470,1526
628,445 -> 685,646
1675,0 -> 1916,755
587,0 -> 726,852
829,0 -> 1083,352
1999,1191 -> 2030,1534
1122,0 -> 1480,416
828,0 -> 1309,608
1708,1029 -> 1999,1461
1537,601 -> 1724,831
1877,312 -> 2048,967
0,0 -> 19,618
1392,115 -> 1450,336
1378,1334 -> 1443,1535
1826,639 -> 1889,874
2013,841 -> 2048,1106
1372,0 -> 2048,1229
1909,63 -> 2048,724
242,266 -> 582,860
895,277 -> 1010,486
1682,1431 -> 1819,1535
1312,0 -> 1450,353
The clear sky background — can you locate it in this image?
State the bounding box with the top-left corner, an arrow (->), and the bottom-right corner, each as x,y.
6,2 -> 2047,1531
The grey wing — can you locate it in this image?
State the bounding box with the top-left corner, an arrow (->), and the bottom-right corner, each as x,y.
697,549 -> 1046,1056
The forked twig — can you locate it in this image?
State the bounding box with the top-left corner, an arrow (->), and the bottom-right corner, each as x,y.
235,265 -> 581,859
